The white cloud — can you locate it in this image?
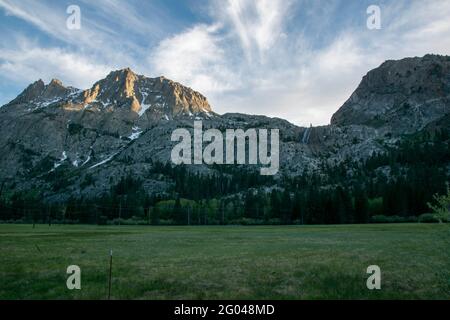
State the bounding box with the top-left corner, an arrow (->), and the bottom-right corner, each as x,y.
0,40 -> 111,89
150,24 -> 239,94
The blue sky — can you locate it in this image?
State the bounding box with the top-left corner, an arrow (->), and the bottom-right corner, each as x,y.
1,0 -> 450,125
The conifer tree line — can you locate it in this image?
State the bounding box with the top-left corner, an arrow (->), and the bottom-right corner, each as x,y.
0,129 -> 448,225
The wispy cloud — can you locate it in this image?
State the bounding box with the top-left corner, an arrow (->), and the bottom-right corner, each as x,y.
0,0 -> 160,66
0,0 -> 96,47
150,24 -> 238,94
213,0 -> 292,62
0,0 -> 159,92
0,38 -> 111,88
0,0 -> 59,37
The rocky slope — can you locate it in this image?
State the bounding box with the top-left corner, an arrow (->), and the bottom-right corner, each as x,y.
331,54 -> 450,134
0,55 -> 449,201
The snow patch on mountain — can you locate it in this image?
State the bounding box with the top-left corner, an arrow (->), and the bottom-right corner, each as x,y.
128,126 -> 143,140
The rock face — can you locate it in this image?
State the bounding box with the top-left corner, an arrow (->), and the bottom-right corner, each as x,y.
5,78 -> 75,109
4,68 -> 213,119
78,68 -> 213,118
331,54 -> 450,134
0,55 -> 449,201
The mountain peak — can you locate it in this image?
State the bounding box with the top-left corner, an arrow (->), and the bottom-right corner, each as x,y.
6,78 -> 66,106
331,54 -> 450,132
35,79 -> 45,87
49,78 -> 64,87
106,67 -> 137,81
82,68 -> 140,110
81,69 -> 213,118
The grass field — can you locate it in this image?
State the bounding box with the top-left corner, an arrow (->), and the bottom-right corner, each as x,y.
0,223 -> 449,300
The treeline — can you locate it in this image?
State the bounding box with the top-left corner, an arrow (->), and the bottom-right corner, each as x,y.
0,129 -> 448,225
148,162 -> 274,199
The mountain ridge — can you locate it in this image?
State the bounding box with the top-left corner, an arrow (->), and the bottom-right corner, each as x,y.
0,54 -> 449,201
3,68 -> 214,120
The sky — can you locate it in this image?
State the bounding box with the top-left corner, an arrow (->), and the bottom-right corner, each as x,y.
0,0 -> 450,126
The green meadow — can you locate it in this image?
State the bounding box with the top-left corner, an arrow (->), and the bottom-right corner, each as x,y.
0,224 -> 449,300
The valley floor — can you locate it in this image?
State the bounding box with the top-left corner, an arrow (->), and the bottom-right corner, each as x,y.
0,224 -> 449,299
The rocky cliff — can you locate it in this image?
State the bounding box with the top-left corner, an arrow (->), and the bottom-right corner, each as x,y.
331,54 -> 450,134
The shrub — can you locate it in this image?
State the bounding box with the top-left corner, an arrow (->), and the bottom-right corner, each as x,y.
418,213 -> 440,223
371,215 -> 391,223
427,187 -> 450,223
228,218 -> 265,225
158,219 -> 175,225
65,219 -> 80,224
111,218 -> 126,225
370,215 -> 417,223
266,218 -> 282,225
